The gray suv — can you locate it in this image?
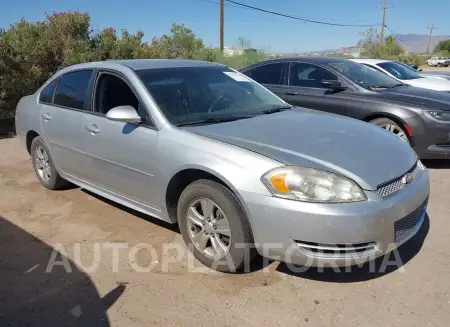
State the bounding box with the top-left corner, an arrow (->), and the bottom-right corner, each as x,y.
15,59 -> 430,272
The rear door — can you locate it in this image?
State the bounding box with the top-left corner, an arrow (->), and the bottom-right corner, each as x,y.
39,70 -> 94,178
282,62 -> 350,116
241,62 -> 290,99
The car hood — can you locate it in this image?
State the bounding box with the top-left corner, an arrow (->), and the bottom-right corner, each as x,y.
403,76 -> 450,91
421,73 -> 450,81
182,110 -> 417,190
374,85 -> 450,110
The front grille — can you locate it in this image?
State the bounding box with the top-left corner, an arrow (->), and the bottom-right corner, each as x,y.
394,199 -> 428,241
294,240 -> 379,258
377,162 -> 421,197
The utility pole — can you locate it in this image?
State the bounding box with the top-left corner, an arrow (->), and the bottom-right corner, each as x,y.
426,24 -> 436,54
377,0 -> 394,45
220,0 -> 224,51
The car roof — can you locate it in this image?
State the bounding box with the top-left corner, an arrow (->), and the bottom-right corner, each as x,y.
241,56 -> 351,70
59,59 -> 225,73
351,59 -> 389,64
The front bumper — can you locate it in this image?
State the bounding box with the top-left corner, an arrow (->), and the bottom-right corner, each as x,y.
407,114 -> 450,159
240,168 -> 430,267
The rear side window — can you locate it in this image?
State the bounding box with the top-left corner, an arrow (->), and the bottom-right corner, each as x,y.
246,63 -> 283,85
39,80 -> 58,104
54,70 -> 93,110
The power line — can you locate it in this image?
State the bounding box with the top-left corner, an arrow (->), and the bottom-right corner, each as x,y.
222,0 -> 379,27
384,25 -> 410,47
196,0 -> 244,10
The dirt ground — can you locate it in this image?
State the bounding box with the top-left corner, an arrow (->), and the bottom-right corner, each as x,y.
1,136 -> 450,327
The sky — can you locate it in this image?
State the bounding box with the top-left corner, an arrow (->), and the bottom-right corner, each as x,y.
1,0 -> 449,52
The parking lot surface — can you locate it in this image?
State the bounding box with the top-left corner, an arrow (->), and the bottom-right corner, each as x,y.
1,136 -> 450,326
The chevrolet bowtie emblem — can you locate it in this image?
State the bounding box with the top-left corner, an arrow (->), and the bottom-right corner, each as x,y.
402,173 -> 414,185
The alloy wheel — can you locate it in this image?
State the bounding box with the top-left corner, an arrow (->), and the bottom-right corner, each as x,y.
35,146 -> 52,182
186,198 -> 231,260
379,123 -> 409,143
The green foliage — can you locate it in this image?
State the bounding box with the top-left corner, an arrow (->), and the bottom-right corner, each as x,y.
359,28 -> 404,58
437,50 -> 450,57
0,11 -> 265,118
357,27 -> 427,68
434,40 -> 450,54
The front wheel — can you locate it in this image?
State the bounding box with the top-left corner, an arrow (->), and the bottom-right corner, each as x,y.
177,179 -> 255,272
369,117 -> 410,144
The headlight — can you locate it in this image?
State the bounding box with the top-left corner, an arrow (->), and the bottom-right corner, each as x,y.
423,110 -> 450,122
261,166 -> 367,203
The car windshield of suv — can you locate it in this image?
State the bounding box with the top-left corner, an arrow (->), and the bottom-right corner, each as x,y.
137,66 -> 288,125
327,61 -> 401,90
377,61 -> 423,80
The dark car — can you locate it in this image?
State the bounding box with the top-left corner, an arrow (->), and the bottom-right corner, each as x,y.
240,57 -> 450,159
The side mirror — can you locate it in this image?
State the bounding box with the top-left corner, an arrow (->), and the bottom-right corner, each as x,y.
321,80 -> 347,90
106,105 -> 141,124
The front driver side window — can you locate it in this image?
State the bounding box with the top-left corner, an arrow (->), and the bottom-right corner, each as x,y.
289,62 -> 338,88
94,73 -> 151,124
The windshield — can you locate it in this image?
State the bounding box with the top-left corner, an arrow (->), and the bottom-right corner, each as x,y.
377,61 -> 423,80
327,61 -> 401,89
396,62 -> 420,72
136,66 -> 287,125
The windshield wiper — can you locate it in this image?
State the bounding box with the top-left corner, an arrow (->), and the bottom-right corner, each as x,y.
369,83 -> 406,90
262,106 -> 292,114
176,115 -> 254,127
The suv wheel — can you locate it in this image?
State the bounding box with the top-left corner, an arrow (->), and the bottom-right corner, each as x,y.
31,136 -> 69,190
177,179 -> 255,272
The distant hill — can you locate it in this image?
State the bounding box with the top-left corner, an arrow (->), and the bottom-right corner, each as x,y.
396,34 -> 450,53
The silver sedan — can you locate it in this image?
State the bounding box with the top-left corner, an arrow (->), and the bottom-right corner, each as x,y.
15,59 -> 430,272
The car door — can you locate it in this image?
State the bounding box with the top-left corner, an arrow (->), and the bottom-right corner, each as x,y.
242,62 -> 290,98
39,70 -> 94,178
282,62 -> 350,116
79,70 -> 161,213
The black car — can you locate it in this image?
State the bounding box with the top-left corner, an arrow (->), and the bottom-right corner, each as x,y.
240,57 -> 450,159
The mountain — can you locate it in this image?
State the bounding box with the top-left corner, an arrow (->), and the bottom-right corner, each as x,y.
395,34 -> 450,53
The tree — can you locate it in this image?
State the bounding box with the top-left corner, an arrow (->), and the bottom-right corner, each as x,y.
0,13 -> 266,119
434,40 -> 450,54
151,24 -> 204,59
359,28 -> 404,58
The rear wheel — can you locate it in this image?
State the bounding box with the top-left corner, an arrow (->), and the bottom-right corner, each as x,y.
31,136 -> 69,190
369,117 -> 410,144
177,179 -> 255,272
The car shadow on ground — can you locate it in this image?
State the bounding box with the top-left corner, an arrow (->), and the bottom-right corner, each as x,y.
422,159 -> 450,169
81,189 -> 274,272
81,189 -> 180,233
276,214 -> 430,283
0,216 -> 125,326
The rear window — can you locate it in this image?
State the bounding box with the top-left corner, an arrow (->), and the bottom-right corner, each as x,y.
54,70 -> 93,110
39,80 -> 58,104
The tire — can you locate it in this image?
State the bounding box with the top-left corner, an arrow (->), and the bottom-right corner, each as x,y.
30,136 -> 69,190
177,179 -> 255,273
369,117 -> 410,144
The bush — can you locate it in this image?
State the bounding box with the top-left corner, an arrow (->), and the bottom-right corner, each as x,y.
0,11 -> 265,119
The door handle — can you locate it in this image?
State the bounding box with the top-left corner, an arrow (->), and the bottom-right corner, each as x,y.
41,113 -> 52,121
285,91 -> 299,96
85,124 -> 100,134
